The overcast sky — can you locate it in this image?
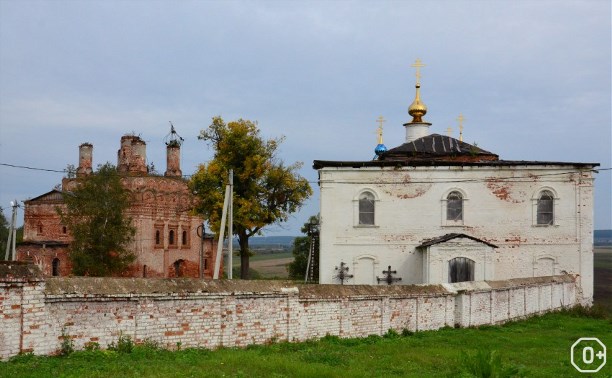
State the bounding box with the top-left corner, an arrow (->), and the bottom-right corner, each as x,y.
0,0 -> 610,235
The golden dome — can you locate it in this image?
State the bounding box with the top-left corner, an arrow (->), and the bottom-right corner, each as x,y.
408,84 -> 427,123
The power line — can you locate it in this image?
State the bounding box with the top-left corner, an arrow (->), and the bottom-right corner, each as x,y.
2,161 -> 610,186
0,163 -> 66,173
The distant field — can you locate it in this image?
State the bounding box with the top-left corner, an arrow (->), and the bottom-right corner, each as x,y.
594,247 -> 612,313
232,251 -> 293,279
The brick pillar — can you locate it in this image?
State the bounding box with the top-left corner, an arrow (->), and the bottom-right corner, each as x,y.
165,144 -> 182,177
76,143 -> 93,177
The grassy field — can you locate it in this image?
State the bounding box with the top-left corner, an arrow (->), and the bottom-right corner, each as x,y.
2,310 -> 610,377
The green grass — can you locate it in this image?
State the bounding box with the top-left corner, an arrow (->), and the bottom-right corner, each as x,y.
3,311 -> 611,377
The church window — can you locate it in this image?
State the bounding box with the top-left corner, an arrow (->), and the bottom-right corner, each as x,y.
537,190 -> 554,225
52,258 -> 60,277
62,226 -> 67,234
448,257 -> 474,283
446,191 -> 463,221
182,230 -> 188,246
143,265 -> 148,278
359,192 -> 375,225
37,223 -> 43,235
155,230 -> 161,245
169,230 -> 175,246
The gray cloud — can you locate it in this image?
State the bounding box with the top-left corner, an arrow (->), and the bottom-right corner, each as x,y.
1,0 -> 610,233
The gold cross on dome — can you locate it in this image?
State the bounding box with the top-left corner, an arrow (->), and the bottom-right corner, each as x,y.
376,116 -> 385,144
457,113 -> 465,141
411,59 -> 425,85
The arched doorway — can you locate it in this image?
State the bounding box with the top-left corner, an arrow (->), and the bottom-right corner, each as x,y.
52,258 -> 60,276
173,259 -> 185,277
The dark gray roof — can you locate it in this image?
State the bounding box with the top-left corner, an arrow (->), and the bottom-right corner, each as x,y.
417,233 -> 498,248
381,134 -> 497,160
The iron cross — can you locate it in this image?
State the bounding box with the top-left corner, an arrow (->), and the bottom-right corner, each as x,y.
377,265 -> 402,285
334,262 -> 353,285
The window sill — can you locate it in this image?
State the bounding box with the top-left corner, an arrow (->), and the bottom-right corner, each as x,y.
354,225 -> 379,228
531,224 -> 560,228
442,221 -> 465,227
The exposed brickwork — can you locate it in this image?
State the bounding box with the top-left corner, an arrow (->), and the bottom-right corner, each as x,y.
16,135 -> 221,279
0,268 -> 580,360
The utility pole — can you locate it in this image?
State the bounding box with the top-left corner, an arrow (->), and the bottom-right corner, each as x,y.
198,222 -> 205,279
213,170 -> 234,280
4,200 -> 19,261
228,169 -> 233,279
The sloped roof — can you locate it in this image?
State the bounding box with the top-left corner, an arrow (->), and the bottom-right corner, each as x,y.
380,134 -> 498,162
24,189 -> 64,203
417,233 -> 498,248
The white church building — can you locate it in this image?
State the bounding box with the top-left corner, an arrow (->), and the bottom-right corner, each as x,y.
313,61 -> 598,302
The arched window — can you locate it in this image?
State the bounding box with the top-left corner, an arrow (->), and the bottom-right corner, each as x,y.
169,230 -> 175,245
359,192 -> 375,225
37,223 -> 43,234
447,191 -> 463,221
182,231 -> 187,245
173,259 -> 184,277
143,265 -> 148,278
537,190 -> 554,225
52,258 -> 60,277
448,257 -> 475,283
62,226 -> 67,234
155,230 -> 160,245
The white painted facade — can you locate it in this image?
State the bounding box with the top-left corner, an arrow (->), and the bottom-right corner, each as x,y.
316,163 -> 596,302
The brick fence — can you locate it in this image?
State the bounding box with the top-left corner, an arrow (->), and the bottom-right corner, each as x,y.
0,262 -> 578,360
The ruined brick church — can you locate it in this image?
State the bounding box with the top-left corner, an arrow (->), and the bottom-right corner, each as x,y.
16,132 -> 221,278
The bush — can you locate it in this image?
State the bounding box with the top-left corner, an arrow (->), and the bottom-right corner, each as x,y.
84,341 -> 100,351
59,329 -> 74,356
384,329 -> 400,339
108,333 -> 134,354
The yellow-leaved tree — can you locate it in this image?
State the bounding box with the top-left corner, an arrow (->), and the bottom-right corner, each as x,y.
190,117 -> 312,279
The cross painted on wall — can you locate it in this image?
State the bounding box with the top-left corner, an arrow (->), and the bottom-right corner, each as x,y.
334,262 -> 353,285
377,265 -> 402,285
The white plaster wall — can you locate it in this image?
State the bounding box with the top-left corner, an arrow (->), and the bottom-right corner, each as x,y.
318,165 -> 594,301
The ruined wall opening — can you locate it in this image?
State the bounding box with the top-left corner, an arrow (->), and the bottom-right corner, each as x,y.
173,259 -> 185,277
52,258 -> 60,277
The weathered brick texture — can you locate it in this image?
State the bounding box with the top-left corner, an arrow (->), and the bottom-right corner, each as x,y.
0,264 -> 580,360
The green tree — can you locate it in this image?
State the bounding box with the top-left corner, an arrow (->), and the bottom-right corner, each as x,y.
0,209 -> 9,256
190,117 -> 312,279
59,163 -> 136,276
287,215 -> 319,281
